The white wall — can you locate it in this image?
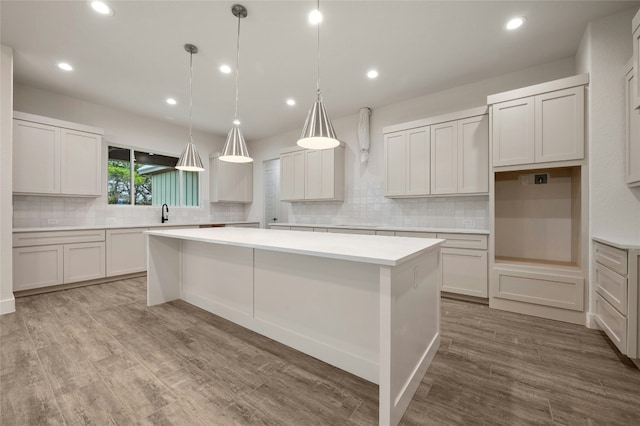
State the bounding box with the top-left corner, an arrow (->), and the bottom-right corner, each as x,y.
246,57 -> 576,228
1,45 -> 15,314
576,7 -> 640,320
12,84 -> 245,228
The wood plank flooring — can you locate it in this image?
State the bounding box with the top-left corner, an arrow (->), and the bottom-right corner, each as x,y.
2,277 -> 640,425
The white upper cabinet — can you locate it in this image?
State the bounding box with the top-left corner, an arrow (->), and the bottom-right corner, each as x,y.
458,115 -> 489,194
384,127 -> 430,197
383,107 -> 488,198
491,97 -> 535,167
626,63 -> 640,187
280,146 -> 344,202
13,112 -> 103,196
210,155 -> 253,203
430,121 -> 458,195
633,9 -> 640,110
488,75 -> 587,169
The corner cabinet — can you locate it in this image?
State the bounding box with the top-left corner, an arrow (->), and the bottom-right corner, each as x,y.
13,112 -> 103,196
383,107 -> 488,198
280,145 -> 344,202
209,155 -> 253,203
625,61 -> 640,187
488,75 -> 587,169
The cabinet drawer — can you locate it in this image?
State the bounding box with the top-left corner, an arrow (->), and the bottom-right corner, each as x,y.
376,230 -> 396,236
595,263 -> 628,315
13,230 -> 105,247
290,226 -> 314,232
594,242 -> 628,276
327,228 -> 376,235
493,267 -> 584,311
595,293 -> 627,354
437,233 -> 487,250
270,226 -> 290,230
394,231 -> 437,239
314,228 -> 328,232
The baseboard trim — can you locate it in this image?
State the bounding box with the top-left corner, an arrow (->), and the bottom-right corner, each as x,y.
0,295 -> 16,314
442,292 -> 489,305
14,272 -> 146,298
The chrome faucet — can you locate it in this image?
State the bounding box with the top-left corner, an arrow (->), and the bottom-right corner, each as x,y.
161,204 -> 169,223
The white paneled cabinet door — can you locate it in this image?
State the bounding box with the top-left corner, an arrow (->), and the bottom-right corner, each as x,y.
280,153 -> 294,200
320,148 -> 338,199
211,157 -> 253,203
492,97 -> 535,167
13,245 -> 64,291
106,228 -> 147,276
534,87 -> 584,163
60,129 -> 102,196
441,248 -> 488,298
407,127 -> 430,196
430,121 -> 458,195
13,119 -> 60,194
626,68 -> 640,186
384,131 -> 407,196
633,9 -> 640,110
63,242 -> 106,283
292,151 -> 306,200
305,149 -> 322,199
458,115 -> 489,194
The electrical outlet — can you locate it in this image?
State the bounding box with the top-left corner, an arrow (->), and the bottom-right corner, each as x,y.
534,173 -> 549,184
107,217 -> 116,224
404,218 -> 412,225
47,218 -> 59,224
463,219 -> 474,226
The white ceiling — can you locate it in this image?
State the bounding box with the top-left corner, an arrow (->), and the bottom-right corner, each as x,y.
1,1 -> 638,141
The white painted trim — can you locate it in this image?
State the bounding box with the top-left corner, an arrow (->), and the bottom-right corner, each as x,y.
633,8 -> 640,33
0,296 -> 15,315
13,111 -> 104,135
382,106 -> 488,134
586,312 -> 601,329
487,74 -> 589,105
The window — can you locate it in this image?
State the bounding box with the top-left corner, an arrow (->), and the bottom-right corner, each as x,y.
107,146 -> 199,206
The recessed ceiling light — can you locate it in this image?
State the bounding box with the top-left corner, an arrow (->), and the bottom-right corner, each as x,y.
220,65 -> 232,74
57,62 -> 73,71
233,119 -> 241,126
367,70 -> 379,79
286,99 -> 296,106
308,9 -> 323,25
505,16 -> 525,31
166,98 -> 177,105
90,1 -> 114,16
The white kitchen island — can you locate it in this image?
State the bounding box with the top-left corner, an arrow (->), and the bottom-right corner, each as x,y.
146,227 -> 443,426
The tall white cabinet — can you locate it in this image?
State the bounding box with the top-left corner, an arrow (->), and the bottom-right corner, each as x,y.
383,106 -> 489,198
13,112 -> 103,196
488,74 -> 589,325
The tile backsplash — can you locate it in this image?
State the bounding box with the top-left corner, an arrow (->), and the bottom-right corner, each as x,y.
13,195 -> 245,228
286,182 -> 489,230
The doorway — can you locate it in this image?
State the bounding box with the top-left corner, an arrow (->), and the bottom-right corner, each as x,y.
264,158 -> 285,226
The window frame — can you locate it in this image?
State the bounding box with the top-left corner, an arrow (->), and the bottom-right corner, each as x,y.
106,144 -> 201,208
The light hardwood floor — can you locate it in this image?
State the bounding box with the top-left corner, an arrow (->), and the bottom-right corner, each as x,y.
1,277 -> 640,425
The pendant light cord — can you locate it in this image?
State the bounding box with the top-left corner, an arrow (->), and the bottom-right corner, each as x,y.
234,12 -> 241,122
188,49 -> 194,143
316,0 -> 321,100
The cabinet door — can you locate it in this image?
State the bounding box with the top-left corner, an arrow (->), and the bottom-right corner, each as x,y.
384,131 -> 407,196
458,115 -> 489,194
534,87 -> 584,163
292,151 -> 306,200
320,148 -> 336,199
407,127 -> 430,196
13,119 -> 60,194
60,129 -> 102,196
305,149 -> 322,199
280,153 -> 294,200
626,68 -> 640,186
633,10 -> 640,110
212,159 -> 253,202
441,248 -> 487,298
63,242 -> 106,283
106,229 -> 147,276
492,97 -> 535,167
13,245 -> 64,291
431,121 -> 458,195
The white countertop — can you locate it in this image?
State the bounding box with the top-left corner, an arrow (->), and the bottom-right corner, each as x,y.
13,221 -> 259,233
146,227 -> 444,267
270,223 -> 489,235
592,235 -> 640,250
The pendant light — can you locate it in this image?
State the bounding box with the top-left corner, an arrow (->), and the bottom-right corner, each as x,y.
220,4 -> 253,163
176,44 -> 205,172
297,0 -> 339,150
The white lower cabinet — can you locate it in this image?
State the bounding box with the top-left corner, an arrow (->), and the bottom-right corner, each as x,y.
12,230 -> 106,291
64,242 -> 105,283
106,228 -> 147,277
442,248 -> 488,298
13,245 -> 64,291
